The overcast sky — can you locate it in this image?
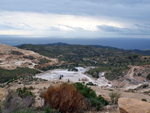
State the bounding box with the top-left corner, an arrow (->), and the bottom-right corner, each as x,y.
0,0 -> 150,38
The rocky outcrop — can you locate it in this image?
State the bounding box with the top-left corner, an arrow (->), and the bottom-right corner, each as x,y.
118,98 -> 150,113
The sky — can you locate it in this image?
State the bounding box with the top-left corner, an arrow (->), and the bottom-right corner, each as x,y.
0,0 -> 150,39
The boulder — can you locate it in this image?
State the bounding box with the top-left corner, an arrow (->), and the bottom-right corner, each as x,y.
118,98 -> 150,113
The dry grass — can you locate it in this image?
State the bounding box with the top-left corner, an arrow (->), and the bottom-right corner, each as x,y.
42,83 -> 87,113
109,91 -> 121,105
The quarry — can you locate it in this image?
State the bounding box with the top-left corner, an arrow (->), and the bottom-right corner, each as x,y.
35,67 -> 112,87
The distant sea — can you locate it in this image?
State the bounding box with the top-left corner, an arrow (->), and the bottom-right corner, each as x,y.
0,36 -> 150,50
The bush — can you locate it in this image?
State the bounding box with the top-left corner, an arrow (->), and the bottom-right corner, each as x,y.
74,82 -> 108,110
138,73 -> 141,76
74,82 -> 97,98
109,91 -> 121,105
41,83 -> 87,113
86,82 -> 97,86
142,98 -> 147,102
16,87 -> 35,98
90,98 -> 103,110
143,84 -> 148,88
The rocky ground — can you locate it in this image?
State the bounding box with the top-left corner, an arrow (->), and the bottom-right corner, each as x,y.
1,79 -> 150,113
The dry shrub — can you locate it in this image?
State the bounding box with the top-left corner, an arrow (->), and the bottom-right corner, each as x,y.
109,91 -> 121,105
82,78 -> 88,81
42,83 -> 87,113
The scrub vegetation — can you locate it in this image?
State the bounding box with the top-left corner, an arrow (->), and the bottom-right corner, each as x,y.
18,43 -> 150,80
0,67 -> 40,83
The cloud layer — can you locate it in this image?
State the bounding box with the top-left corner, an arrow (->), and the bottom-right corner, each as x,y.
0,0 -> 150,38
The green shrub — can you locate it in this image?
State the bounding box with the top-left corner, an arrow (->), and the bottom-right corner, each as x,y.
141,98 -> 147,102
74,82 -> 108,110
74,82 -> 97,98
90,98 -> 103,110
16,87 -> 35,98
143,85 -> 148,88
138,73 -> 141,76
68,67 -> 78,71
86,82 -> 97,86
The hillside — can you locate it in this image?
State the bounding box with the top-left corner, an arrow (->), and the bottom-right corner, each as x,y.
1,43 -> 150,113
131,49 -> 150,56
17,43 -> 150,81
0,43 -> 59,83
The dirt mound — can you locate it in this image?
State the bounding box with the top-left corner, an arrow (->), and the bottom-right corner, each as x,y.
118,98 -> 150,113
